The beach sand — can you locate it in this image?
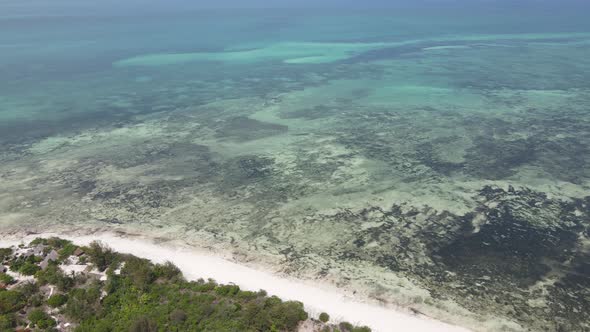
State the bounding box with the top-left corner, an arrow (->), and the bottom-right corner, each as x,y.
0,232 -> 469,332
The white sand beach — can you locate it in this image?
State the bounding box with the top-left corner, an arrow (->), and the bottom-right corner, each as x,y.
0,232 -> 470,332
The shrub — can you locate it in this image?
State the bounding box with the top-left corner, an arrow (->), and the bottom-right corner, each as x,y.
86,241 -> 116,272
269,300 -> 308,331
19,262 -> 40,276
170,309 -> 187,324
0,273 -> 15,285
64,284 -> 103,322
122,257 -> 154,291
47,294 -> 68,307
31,237 -> 72,250
0,313 -> 16,330
36,265 -> 74,291
319,312 -> 330,323
28,294 -> 44,307
0,290 -> 25,314
28,308 -> 56,328
215,284 -> 240,296
340,322 -> 354,332
154,261 -> 184,282
352,327 -> 372,332
47,237 -> 72,248
0,248 -> 13,262
29,238 -> 48,246
58,243 -> 77,260
16,281 -> 39,298
129,316 -> 157,332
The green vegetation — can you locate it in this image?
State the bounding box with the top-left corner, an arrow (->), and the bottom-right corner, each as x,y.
19,261 -> 41,276
0,273 -> 15,285
35,264 -> 75,291
0,313 -> 16,330
0,290 -> 25,314
59,242 -> 77,260
86,241 -> 116,272
0,248 -> 13,262
28,308 -> 57,328
337,322 -> 372,332
47,294 -> 68,307
0,238 -> 371,331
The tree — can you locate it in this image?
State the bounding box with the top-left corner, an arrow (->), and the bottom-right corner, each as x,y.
319,312 -> 330,323
170,309 -> 187,324
129,316 -> 157,332
0,313 -> 16,330
0,248 -> 13,262
0,291 -> 25,314
0,273 -> 15,285
19,262 -> 41,276
122,257 -> 155,291
47,294 -> 68,307
28,308 -> 56,328
87,241 -> 116,272
59,243 -> 78,260
154,261 -> 184,282
35,265 -> 74,291
64,283 -> 102,321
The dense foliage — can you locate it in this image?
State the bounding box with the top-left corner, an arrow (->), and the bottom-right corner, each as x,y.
0,238 -> 371,331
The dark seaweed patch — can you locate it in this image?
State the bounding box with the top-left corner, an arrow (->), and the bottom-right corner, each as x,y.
215,116 -> 287,141
463,137 -> 537,179
313,185 -> 589,330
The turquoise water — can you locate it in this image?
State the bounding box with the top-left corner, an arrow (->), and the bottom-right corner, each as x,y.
1,2 -> 590,331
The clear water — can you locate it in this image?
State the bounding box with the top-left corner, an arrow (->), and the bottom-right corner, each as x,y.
1,2 -> 589,331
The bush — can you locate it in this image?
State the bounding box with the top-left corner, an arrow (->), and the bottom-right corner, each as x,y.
0,248 -> 13,262
48,237 -> 71,247
0,273 -> 15,285
0,290 -> 25,314
352,327 -> 372,332
47,294 -> 68,307
87,241 -> 116,272
28,294 -> 44,307
16,281 -> 39,298
319,312 -> 330,323
169,309 -> 187,324
269,300 -> 308,331
340,322 -> 354,332
29,238 -> 48,246
28,308 -> 56,328
154,261 -> 183,282
36,265 -> 74,291
129,316 -> 157,332
0,313 -> 16,330
122,257 -> 155,291
64,284 -> 102,322
215,284 -> 240,296
59,243 -> 77,260
31,237 -> 72,250
19,262 -> 40,276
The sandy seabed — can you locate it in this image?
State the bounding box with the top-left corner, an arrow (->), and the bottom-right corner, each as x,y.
0,232 -> 469,332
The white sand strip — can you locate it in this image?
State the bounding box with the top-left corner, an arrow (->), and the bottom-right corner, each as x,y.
0,233 -> 469,332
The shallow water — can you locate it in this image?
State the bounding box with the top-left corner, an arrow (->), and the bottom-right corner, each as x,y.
1,2 -> 589,331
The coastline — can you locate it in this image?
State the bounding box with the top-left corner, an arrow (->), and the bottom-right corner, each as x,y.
0,231 -> 469,332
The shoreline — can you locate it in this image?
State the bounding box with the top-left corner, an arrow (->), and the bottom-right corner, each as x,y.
0,231 -> 470,332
